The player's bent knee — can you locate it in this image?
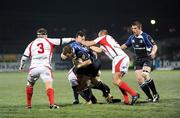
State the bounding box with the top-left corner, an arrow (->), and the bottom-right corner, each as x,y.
26,81 -> 34,87
113,78 -> 121,86
142,71 -> 150,79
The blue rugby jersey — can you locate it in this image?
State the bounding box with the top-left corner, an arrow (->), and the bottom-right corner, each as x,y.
69,41 -> 96,62
125,32 -> 156,58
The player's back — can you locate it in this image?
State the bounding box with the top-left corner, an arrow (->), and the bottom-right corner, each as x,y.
29,38 -> 56,68
96,35 -> 127,60
70,41 -> 98,62
69,42 -> 91,59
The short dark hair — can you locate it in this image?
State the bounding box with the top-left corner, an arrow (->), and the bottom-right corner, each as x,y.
36,28 -> 47,35
62,45 -> 73,55
131,21 -> 142,29
76,30 -> 85,38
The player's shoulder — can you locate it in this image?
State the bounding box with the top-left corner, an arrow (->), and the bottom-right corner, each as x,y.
46,38 -> 60,41
128,34 -> 135,40
141,32 -> 153,40
69,41 -> 80,46
106,35 -> 115,39
141,32 -> 150,37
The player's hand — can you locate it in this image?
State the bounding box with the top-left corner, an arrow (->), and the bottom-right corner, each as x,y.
19,66 -> 24,72
150,52 -> 156,59
76,64 -> 81,68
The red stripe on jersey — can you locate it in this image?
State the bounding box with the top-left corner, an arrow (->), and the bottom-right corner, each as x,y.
98,36 -> 118,56
115,57 -> 126,72
44,38 -> 55,63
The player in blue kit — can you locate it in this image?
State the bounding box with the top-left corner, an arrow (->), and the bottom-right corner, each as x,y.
121,21 -> 159,102
61,31 -> 113,104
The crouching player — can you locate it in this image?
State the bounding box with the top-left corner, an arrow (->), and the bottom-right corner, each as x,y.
61,35 -> 113,104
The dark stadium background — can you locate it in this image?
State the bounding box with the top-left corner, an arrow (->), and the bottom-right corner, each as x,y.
0,0 -> 179,70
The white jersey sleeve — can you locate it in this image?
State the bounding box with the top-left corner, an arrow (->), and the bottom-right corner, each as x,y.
61,38 -> 74,45
23,41 -> 33,57
19,42 -> 33,70
47,38 -> 74,46
46,38 -> 61,46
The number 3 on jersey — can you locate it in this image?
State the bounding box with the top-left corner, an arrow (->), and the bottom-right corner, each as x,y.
37,43 -> 44,53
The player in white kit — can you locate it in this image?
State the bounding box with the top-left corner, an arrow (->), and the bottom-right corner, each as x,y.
19,28 -> 74,109
77,29 -> 140,105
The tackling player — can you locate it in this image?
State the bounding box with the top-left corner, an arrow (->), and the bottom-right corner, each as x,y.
77,29 -> 140,105
61,31 -> 113,104
19,28 -> 74,109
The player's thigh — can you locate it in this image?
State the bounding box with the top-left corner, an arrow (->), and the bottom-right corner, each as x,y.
39,67 -> 53,83
112,56 -> 129,74
120,56 -> 130,73
77,76 -> 91,91
143,57 -> 153,71
90,77 -> 100,86
134,58 -> 143,70
27,68 -> 40,86
135,69 -> 144,84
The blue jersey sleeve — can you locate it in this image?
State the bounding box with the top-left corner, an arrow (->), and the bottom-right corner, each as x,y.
142,33 -> 156,48
125,35 -> 133,47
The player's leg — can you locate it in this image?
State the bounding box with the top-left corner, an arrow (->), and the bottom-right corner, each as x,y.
80,87 -> 93,104
72,86 -> 79,104
40,67 -> 59,109
119,87 -> 129,104
68,68 -> 79,104
90,76 -> 113,103
135,69 -> 153,102
113,72 -> 139,105
91,75 -> 109,95
113,56 -> 139,105
142,65 -> 159,102
75,75 -> 97,104
92,71 -> 111,94
134,58 -> 153,102
69,68 -> 96,104
88,63 -> 113,103
26,68 -> 39,108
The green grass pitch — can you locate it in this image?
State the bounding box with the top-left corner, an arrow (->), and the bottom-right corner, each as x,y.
0,70 -> 180,118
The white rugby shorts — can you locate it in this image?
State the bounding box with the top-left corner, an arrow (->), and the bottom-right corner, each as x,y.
27,66 -> 53,84
112,56 -> 129,74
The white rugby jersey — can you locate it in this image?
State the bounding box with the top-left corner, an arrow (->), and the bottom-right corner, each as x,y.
94,35 -> 127,60
23,37 -> 73,69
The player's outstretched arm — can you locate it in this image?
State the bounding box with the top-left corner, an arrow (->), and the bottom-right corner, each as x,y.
90,46 -> 102,53
61,38 -> 75,44
76,37 -> 96,47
